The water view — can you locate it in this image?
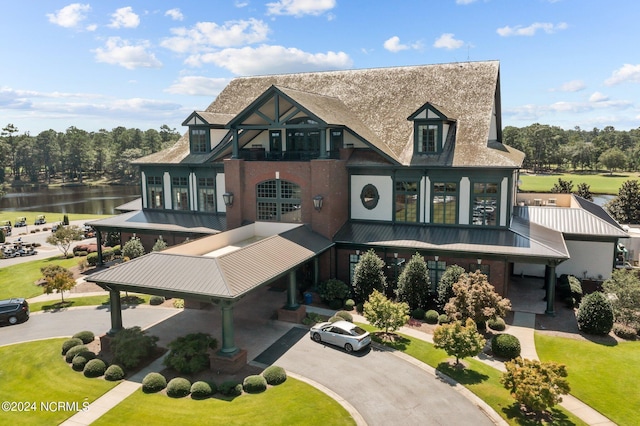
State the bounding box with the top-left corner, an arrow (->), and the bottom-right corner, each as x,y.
0,185 -> 140,215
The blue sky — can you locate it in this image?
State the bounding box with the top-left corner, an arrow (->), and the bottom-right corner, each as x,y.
1,0 -> 639,135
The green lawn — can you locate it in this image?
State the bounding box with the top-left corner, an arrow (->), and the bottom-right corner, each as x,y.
360,324 -> 586,426
0,256 -> 83,300
94,378 -> 354,426
0,211 -> 110,227
28,294 -> 151,312
518,172 -> 640,195
535,333 -> 640,426
0,339 -> 118,426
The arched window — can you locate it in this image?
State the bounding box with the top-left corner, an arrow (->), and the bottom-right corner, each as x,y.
256,179 -> 302,222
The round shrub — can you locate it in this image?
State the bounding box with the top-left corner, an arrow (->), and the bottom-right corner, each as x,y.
577,291 -> 614,335
73,330 -> 95,344
613,323 -> 637,340
487,317 -> 506,331
190,381 -> 214,399
411,308 -> 425,320
328,299 -> 343,310
142,372 -> 167,393
335,310 -> 353,322
424,310 -> 439,324
167,377 -> 192,398
62,338 -> 83,355
328,315 -> 340,323
72,355 -> 88,371
262,365 -> 287,386
344,299 -> 355,311
491,333 -> 521,359
65,345 -> 89,363
104,365 -> 125,381
149,296 -> 165,306
83,359 -> 107,378
438,314 -> 451,324
243,375 -> 267,394
173,299 -> 185,309
87,252 -> 99,266
219,380 -> 242,397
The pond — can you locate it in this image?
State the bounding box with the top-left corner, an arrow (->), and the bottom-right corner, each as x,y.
0,185 -> 140,215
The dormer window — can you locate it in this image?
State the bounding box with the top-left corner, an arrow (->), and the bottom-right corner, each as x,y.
190,128 -> 208,153
408,102 -> 454,155
417,123 -> 439,153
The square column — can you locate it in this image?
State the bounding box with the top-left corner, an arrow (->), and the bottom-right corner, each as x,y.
107,289 -> 123,336
544,264 -> 557,316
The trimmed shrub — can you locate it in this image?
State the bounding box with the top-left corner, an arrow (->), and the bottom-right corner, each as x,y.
262,365 -> 287,386
344,299 -> 355,311
111,326 -> 159,370
329,299 -> 343,310
86,252 -> 99,266
62,338 -> 83,355
104,365 -> 125,381
173,299 -> 184,309
613,323 -> 637,340
65,345 -> 89,363
219,380 -> 242,397
167,377 -> 192,398
149,295 -> 165,306
83,359 -> 107,378
142,372 -> 167,393
190,381 -> 214,399
163,333 -> 217,375
73,330 -> 95,344
411,308 -> 426,320
335,310 -> 353,322
328,315 -> 341,323
577,291 -> 614,335
424,310 -> 439,324
488,317 -> 506,331
243,375 -> 267,394
317,278 -> 350,303
72,355 -> 88,371
438,314 -> 451,324
491,333 -> 521,359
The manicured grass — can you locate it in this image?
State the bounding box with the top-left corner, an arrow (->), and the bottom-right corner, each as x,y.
0,211 -> 110,227
535,333 -> 640,426
29,294 -> 151,312
518,172 -> 640,195
0,256 -> 84,300
93,377 -> 355,426
360,324 -> 586,426
0,338 -> 117,425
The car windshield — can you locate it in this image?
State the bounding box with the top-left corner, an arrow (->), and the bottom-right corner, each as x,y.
350,326 -> 367,336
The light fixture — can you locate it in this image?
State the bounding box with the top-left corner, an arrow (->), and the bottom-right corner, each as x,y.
477,258 -> 482,265
356,250 -> 360,255
394,252 -> 398,258
434,255 -> 439,262
313,194 -> 323,211
223,192 -> 234,207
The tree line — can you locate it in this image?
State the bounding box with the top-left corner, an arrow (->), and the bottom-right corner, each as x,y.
504,124 -> 640,173
0,123 -> 182,185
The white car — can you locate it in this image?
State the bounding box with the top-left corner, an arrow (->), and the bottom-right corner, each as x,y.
310,320 -> 371,353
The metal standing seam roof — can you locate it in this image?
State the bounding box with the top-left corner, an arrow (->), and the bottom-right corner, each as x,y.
333,220 -> 569,260
514,205 -> 628,238
86,210 -> 227,235
86,225 -> 334,301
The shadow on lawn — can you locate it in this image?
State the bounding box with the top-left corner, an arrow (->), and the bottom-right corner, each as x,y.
502,403 -> 577,426
436,362 -> 489,385
40,295 -> 146,312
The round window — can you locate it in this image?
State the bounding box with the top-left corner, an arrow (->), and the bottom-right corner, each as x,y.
360,184 -> 379,210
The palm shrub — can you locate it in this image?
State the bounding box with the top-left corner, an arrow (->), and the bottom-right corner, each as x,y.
433,318 -> 485,366
111,326 -> 159,370
396,253 -> 431,310
243,375 -> 267,394
142,372 -> 167,393
163,333 -> 217,374
352,249 -> 386,303
491,333 -> 521,359
436,265 -> 465,311
167,377 -> 192,398
262,365 -> 287,385
83,359 -> 107,378
577,291 -> 614,335
104,365 -> 125,381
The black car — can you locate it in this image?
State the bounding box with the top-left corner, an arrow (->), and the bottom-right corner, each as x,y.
0,298 -> 30,325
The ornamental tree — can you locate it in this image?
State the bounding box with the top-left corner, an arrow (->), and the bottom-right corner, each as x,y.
46,225 -> 84,258
433,318 -> 485,366
43,271 -> 76,303
396,252 -> 431,310
501,357 -> 570,414
122,237 -> 145,260
353,249 -> 386,303
363,289 -> 409,335
444,270 -> 511,327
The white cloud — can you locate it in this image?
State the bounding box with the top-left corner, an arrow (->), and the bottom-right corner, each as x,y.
46,3 -> 91,28
266,0 -> 336,17
161,19 -> 269,53
433,33 -> 464,50
165,8 -> 184,21
165,76 -> 230,96
605,64 -> 640,86
190,45 -> 352,75
86,23 -> 98,32
108,7 -> 140,29
93,37 -> 162,70
383,36 -> 408,52
235,1 -> 250,7
456,0 -> 477,4
589,92 -> 609,102
555,80 -> 585,92
497,22 -> 568,37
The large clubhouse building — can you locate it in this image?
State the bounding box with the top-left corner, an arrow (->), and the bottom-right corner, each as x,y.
87,61 -> 627,360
